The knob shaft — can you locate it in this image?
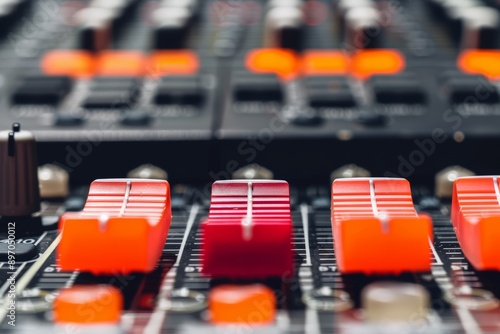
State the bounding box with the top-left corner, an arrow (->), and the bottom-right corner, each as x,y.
264,6 -> 303,50
345,6 -> 382,49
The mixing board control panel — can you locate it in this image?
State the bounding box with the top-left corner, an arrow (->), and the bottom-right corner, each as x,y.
1,0 -> 500,333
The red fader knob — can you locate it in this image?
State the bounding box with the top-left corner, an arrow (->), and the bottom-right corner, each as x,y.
452,176 -> 500,270
331,178 -> 433,274
202,180 -> 294,278
58,179 -> 171,274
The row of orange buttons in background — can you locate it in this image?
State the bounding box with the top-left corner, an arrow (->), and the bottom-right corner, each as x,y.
41,48 -> 500,80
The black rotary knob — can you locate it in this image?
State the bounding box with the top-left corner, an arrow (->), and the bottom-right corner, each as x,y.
0,124 -> 41,217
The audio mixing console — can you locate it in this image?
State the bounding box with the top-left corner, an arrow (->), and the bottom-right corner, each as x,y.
2,0 -> 500,333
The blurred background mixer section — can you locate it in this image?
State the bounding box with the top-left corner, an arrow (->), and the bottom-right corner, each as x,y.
0,0 -> 498,183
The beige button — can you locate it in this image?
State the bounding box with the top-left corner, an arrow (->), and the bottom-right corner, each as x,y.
127,164 -> 168,180
435,165 -> 474,198
362,282 -> 429,323
39,164 -> 69,198
330,164 -> 370,182
232,164 -> 274,180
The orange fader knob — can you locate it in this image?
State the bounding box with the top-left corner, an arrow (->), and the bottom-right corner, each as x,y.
331,178 -> 433,274
148,50 -> 199,76
457,50 -> 500,80
246,48 -> 299,80
301,50 -> 349,75
41,50 -> 96,78
58,179 -> 172,274
96,51 -> 147,76
54,285 -> 122,324
350,49 -> 405,79
209,285 -> 276,324
452,176 -> 500,270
